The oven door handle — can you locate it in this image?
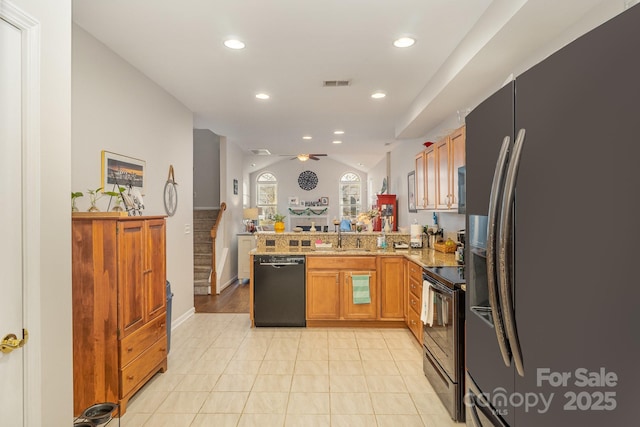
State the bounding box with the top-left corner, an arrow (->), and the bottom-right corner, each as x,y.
498,128 -> 526,377
487,135 -> 512,367
422,278 -> 453,295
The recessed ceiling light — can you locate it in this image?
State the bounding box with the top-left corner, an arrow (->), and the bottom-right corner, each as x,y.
224,39 -> 245,49
334,130 -> 344,135
302,136 -> 312,140
255,93 -> 270,100
371,91 -> 386,99
393,37 -> 415,48
332,140 -> 342,144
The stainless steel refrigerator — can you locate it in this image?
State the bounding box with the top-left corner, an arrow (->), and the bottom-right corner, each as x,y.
465,5 -> 639,426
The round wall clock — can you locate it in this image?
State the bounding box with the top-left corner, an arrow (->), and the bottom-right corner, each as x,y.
163,165 -> 178,216
298,170 -> 318,191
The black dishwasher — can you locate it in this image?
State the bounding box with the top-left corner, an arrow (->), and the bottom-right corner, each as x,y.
253,255 -> 306,327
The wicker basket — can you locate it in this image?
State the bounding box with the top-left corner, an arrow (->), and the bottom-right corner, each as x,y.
433,241 -> 457,253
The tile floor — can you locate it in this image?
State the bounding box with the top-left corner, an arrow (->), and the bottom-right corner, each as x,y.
119,313 -> 464,427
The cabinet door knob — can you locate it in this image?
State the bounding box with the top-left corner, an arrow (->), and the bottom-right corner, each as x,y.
127,375 -> 134,380
127,347 -> 133,353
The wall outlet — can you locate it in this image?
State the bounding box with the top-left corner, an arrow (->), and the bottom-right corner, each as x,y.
184,224 -> 191,234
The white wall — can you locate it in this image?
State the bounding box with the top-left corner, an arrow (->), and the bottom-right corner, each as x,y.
193,129 -> 220,208
249,157 -> 369,226
8,0 -> 73,424
218,136 -> 245,289
72,25 -> 195,326
368,154 -> 387,209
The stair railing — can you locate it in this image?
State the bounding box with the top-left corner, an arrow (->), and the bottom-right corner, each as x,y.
210,202 -> 227,291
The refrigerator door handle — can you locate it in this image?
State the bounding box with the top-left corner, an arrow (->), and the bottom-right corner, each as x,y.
468,400 -> 484,427
487,135 -> 512,367
498,128 -> 526,377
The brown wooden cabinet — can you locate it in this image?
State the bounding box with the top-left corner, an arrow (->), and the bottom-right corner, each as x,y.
378,256 -> 405,320
406,260 -> 423,344
72,215 -> 167,416
306,256 -> 377,321
415,126 -> 465,211
343,270 -> 378,320
435,126 -> 466,210
306,270 -> 340,320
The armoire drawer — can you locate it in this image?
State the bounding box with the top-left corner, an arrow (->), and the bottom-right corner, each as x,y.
120,335 -> 167,397
120,313 -> 166,367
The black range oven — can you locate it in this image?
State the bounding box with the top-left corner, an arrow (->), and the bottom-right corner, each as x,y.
422,266 -> 465,422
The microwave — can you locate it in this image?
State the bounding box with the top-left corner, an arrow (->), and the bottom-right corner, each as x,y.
457,166 -> 466,214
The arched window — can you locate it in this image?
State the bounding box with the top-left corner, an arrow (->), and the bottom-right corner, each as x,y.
256,172 -> 277,224
339,172 -> 361,219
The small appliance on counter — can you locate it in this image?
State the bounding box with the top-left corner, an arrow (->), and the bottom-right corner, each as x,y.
426,225 -> 443,248
410,223 -> 423,248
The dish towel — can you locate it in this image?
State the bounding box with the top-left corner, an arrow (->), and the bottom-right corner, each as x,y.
421,280 -> 435,326
352,275 -> 371,304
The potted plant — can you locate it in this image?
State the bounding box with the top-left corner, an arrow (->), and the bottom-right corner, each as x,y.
104,186 -> 127,212
86,187 -> 104,212
71,191 -> 84,212
272,213 -> 286,233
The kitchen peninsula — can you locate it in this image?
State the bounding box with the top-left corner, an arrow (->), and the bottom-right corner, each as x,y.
248,231 -> 460,341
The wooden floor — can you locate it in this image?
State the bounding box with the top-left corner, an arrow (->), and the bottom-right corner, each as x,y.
194,280 -> 250,313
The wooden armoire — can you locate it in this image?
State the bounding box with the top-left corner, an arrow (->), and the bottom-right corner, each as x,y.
72,215 -> 167,416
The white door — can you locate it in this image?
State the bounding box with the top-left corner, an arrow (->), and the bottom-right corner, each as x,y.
0,15 -> 26,426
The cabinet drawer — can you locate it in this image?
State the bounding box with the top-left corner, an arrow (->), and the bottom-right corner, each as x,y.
407,308 -> 423,344
408,293 -> 421,316
120,314 -> 166,367
408,261 -> 422,283
307,256 -> 376,270
409,277 -> 422,300
120,335 -> 167,397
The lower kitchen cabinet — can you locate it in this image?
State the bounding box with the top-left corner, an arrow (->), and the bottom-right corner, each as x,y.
342,270 -> 378,320
306,270 -> 340,320
72,215 -> 167,416
406,260 -> 423,344
378,256 -> 405,320
306,256 -> 377,321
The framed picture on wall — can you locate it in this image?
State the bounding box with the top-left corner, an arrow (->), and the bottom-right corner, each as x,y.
320,197 -> 329,206
288,196 -> 299,206
408,171 -> 417,212
101,150 -> 146,194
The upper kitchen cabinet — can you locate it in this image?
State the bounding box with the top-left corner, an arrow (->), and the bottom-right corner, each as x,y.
416,126 -> 465,211
415,148 -> 436,210
436,126 -> 465,210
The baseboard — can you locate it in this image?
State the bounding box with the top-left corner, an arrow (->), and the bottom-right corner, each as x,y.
171,307 -> 195,331
217,275 -> 238,294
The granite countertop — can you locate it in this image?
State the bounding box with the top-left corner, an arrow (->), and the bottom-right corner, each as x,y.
251,246 -> 459,268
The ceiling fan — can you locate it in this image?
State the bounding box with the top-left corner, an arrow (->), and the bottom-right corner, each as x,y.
280,154 -> 328,162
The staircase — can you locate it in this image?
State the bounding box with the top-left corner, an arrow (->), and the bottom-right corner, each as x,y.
193,209 -> 218,295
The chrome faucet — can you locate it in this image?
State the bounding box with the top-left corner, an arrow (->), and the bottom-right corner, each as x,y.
337,226 -> 342,248
356,237 -> 361,248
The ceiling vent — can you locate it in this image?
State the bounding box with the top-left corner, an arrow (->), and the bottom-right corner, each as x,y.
323,80 -> 351,87
250,149 -> 271,156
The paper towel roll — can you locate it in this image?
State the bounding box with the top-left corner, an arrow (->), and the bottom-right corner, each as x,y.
410,224 -> 423,247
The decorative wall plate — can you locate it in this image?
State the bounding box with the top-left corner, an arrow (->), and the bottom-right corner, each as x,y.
298,170 -> 318,191
163,165 -> 178,216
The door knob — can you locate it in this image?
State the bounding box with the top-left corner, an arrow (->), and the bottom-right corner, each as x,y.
1,329 -> 29,354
